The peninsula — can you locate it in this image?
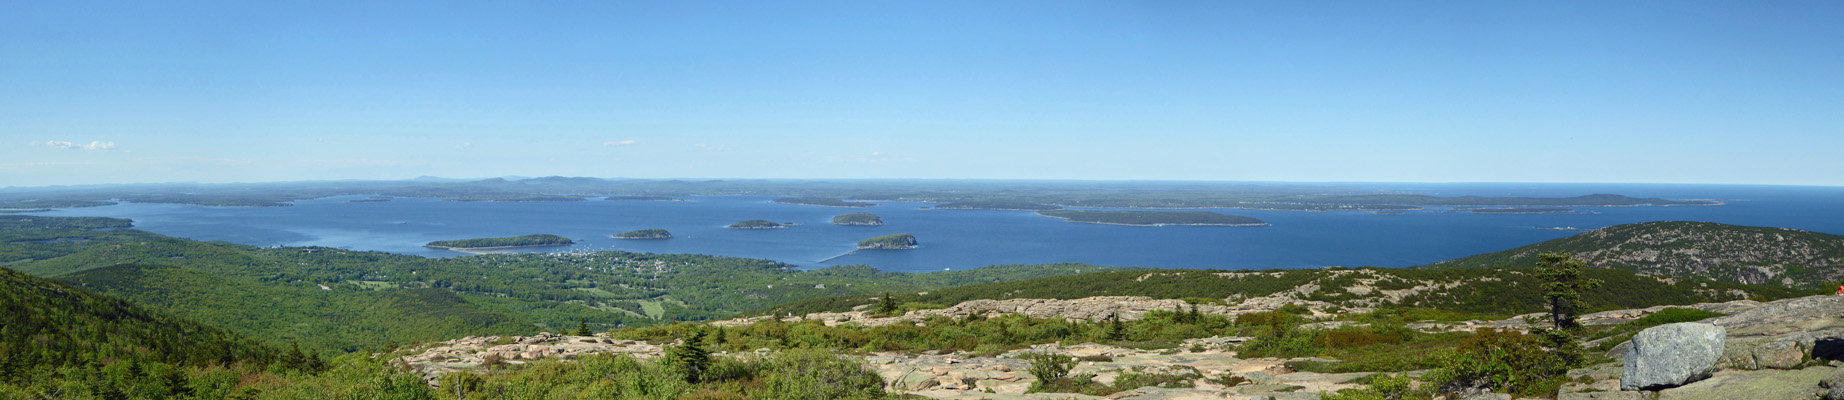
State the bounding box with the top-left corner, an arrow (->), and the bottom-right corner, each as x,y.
1034,210 -> 1268,226
770,197 -> 875,208
424,234 -> 575,251
831,212 -> 884,226
856,233 -> 917,249
613,229 -> 673,240
727,220 -> 787,229
931,201 -> 1061,211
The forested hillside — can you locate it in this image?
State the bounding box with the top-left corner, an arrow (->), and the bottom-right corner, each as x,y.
1423,221 -> 1844,288
1,217 -> 1124,354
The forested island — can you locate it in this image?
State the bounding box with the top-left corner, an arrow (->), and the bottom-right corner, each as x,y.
931,200 -> 1061,211
613,229 -> 673,239
831,212 -> 884,226
771,197 -> 876,208
1468,208 -> 1579,214
604,195 -> 681,201
424,234 -> 575,250
856,233 -> 917,249
727,220 -> 787,229
1034,210 -> 1268,226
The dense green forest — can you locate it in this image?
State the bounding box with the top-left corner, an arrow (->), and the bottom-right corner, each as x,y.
830,212 -> 883,226
770,197 -> 875,207
1423,221 -> 1844,288
727,220 -> 786,229
0,218 -> 1121,354
0,178 -> 1716,211
0,266 -> 347,399
931,200 -> 1062,210
613,229 -> 673,239
425,234 -> 575,249
1035,210 -> 1268,226
855,233 -> 917,249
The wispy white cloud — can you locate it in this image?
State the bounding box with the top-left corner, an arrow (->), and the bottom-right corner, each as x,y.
455,142 -> 473,149
604,139 -> 637,146
43,140 -> 116,150
693,143 -> 727,151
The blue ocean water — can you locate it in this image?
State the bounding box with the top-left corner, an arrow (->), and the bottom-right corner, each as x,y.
28,183 -> 1844,273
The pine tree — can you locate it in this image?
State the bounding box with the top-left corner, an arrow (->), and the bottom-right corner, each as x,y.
574,318 -> 591,336
1107,312 -> 1126,341
876,292 -> 900,316
668,328 -> 712,383
1534,252 -> 1601,331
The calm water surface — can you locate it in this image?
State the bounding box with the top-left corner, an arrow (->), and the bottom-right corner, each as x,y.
30,184 -> 1844,273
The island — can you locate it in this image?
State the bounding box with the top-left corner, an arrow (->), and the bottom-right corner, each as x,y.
605,195 -> 682,201
831,212 -> 884,226
1469,208 -> 1580,214
856,233 -> 917,249
1034,210 -> 1269,227
613,229 -> 673,239
348,196 -> 393,203
771,197 -> 876,208
931,201 -> 1061,211
727,220 -> 788,229
424,234 -> 575,252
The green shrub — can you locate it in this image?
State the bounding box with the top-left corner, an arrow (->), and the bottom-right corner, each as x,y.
755,350 -> 885,400
1021,352 -> 1076,391
1423,329 -> 1569,398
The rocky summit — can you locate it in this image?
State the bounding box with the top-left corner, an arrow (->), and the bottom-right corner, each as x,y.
396,292 -> 1844,399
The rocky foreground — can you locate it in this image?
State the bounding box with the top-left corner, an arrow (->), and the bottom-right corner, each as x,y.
399,295 -> 1844,400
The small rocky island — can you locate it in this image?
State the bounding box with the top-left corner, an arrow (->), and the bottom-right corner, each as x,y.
830,212 -> 884,226
613,229 -> 673,240
425,234 -> 575,252
1035,210 -> 1268,226
727,220 -> 788,229
856,233 -> 917,249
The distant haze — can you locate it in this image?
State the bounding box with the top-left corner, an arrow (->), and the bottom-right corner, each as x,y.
4,2 -> 1841,187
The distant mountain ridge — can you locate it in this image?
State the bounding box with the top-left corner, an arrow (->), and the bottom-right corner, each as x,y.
1423,221 -> 1844,288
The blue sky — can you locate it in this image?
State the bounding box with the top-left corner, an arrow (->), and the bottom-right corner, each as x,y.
4,1 -> 1841,187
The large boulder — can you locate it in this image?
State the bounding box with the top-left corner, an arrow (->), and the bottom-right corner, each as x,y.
1623,322 -> 1726,391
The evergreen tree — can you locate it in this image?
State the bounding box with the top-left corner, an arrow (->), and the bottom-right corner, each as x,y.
1106,312 -> 1125,341
1534,252 -> 1602,368
1534,252 -> 1602,331
574,318 -> 591,336
668,328 -> 712,383
876,292 -> 900,316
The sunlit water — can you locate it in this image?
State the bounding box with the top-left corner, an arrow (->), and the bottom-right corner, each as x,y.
28,183 -> 1844,273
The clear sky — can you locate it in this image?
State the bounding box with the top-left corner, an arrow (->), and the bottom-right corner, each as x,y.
4,1 -> 1841,187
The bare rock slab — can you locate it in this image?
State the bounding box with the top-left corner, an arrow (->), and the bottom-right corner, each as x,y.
1624,322 -> 1725,391
1656,366 -> 1834,400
